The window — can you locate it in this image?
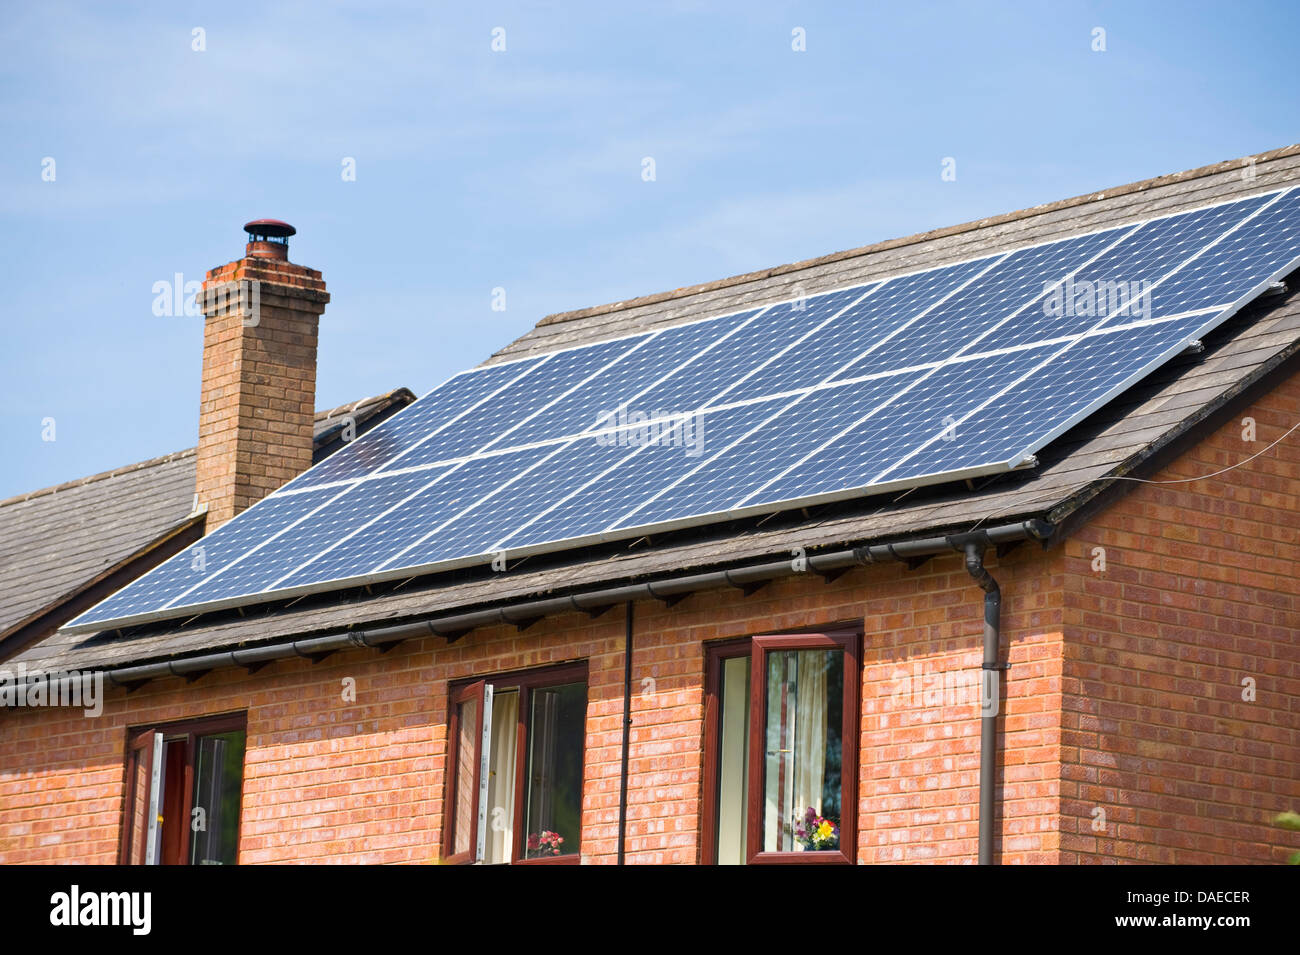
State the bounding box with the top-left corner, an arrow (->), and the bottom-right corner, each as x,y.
443,663 -> 587,865
703,632 -> 859,864
120,713 -> 247,865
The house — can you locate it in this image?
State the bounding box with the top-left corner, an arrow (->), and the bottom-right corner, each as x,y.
1,147 -> 1297,865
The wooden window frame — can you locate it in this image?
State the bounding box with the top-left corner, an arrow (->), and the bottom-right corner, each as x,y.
444,662 -> 588,865
119,712 -> 247,865
701,637 -> 752,865
442,679 -> 489,865
702,632 -> 860,866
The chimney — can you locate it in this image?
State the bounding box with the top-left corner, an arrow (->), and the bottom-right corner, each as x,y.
195,220 -> 329,529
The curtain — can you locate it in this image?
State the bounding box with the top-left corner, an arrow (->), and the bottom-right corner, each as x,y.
793,652 -> 828,823
485,690 -> 518,864
763,650 -> 828,851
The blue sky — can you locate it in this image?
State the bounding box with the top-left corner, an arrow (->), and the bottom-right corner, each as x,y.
2,0 -> 1297,498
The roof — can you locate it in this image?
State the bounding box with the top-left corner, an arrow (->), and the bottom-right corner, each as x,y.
17,145 -> 1300,674
0,389 -> 415,657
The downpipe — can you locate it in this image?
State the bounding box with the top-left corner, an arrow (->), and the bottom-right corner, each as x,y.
960,538 -> 1005,866
617,600 -> 633,864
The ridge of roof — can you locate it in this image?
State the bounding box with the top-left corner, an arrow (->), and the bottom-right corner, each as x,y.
0,448 -> 197,511
314,387 -> 418,423
533,143 -> 1300,329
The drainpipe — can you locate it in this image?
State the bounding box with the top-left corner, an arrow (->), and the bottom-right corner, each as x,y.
960,538 -> 1004,866
616,601 -> 634,864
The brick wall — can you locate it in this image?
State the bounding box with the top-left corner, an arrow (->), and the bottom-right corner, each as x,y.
1059,366 -> 1300,864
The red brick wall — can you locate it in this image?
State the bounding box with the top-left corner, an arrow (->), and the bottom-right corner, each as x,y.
1059,366 -> 1300,864
860,549 -> 1065,863
1,374 -> 1295,865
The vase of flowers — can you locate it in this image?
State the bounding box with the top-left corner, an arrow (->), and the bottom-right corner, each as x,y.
525,830 -> 565,858
789,807 -> 838,851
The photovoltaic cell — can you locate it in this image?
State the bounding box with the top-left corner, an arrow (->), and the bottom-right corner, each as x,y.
379,334 -> 650,468
749,344 -> 1059,507
75,487 -> 343,622
181,469 -> 453,603
881,315 -> 1214,486
616,375 -> 920,531
995,193 -> 1273,348
1143,189 -> 1300,318
630,286 -> 867,414
725,258 -> 989,401
287,356 -> 547,490
495,308 -> 761,447
277,446 -> 554,588
498,398 -> 789,550
837,227 -> 1129,377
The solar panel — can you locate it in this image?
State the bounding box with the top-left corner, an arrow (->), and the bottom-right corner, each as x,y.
63,186 -> 1300,634
285,355 -> 547,490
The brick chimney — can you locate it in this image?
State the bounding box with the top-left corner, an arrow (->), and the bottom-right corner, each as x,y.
195,220 -> 329,529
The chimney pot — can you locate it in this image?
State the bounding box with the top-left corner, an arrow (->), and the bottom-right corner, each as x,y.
243,218 -> 296,261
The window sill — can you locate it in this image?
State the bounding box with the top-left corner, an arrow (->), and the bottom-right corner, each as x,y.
746,849 -> 854,865
514,853 -> 581,865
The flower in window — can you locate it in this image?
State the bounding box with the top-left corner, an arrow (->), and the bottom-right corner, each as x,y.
526,830 -> 565,858
788,807 -> 839,851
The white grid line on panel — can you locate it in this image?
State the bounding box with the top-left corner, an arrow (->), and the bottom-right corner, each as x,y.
870,186 -> 1293,486
270,332 -> 665,587
610,249 -> 1018,530
484,285 -> 885,553
728,215 -> 1159,511
268,304 -> 774,587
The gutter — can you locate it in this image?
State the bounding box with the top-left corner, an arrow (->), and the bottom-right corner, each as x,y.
83,517 -> 1050,689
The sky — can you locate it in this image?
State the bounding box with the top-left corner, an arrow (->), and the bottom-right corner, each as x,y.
2,0 -> 1298,499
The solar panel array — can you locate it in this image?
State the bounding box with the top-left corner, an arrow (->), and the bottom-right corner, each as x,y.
65,186 -> 1300,633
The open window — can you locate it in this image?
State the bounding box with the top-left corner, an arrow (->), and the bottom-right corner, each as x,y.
120,713 -> 247,865
443,663 -> 587,865
703,632 -> 859,865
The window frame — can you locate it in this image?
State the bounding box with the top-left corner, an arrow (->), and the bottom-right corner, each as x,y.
442,679 -> 490,866
702,631 -> 860,866
444,662 -> 588,865
119,711 -> 247,866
